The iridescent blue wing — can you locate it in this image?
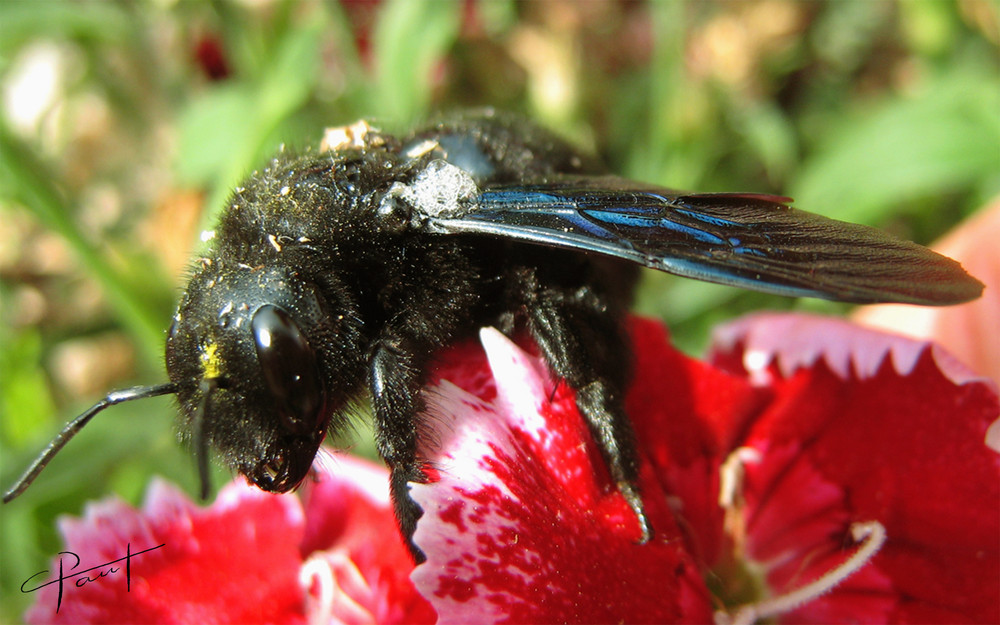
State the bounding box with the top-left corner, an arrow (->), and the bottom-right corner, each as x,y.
425,175 -> 982,305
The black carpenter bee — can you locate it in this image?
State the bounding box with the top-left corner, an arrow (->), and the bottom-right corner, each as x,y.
3,110 -> 983,560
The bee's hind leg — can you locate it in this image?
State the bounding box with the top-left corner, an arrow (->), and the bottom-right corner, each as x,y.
519,275 -> 652,543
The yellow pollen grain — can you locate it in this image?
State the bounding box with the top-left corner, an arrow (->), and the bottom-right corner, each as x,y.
201,341 -> 222,379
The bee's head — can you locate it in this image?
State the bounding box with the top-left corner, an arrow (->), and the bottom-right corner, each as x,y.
166,259 -> 363,495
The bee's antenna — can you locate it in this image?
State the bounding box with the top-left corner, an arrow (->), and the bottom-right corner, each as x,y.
194,380 -> 215,500
3,383 -> 178,503
194,377 -> 227,501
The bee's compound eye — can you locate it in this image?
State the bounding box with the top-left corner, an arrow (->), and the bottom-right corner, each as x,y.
251,304 -> 327,435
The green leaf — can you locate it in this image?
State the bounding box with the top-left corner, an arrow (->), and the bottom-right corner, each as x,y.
178,17 -> 326,233
733,101 -> 798,185
175,85 -> 257,187
0,328 -> 55,446
0,124 -> 167,364
371,0 -> 461,123
0,1 -> 132,55
257,19 -> 323,123
790,71 -> 1000,225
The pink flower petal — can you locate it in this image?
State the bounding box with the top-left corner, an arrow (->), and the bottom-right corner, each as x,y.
712,312 -> 993,388
25,479 -> 307,624
299,454 -> 436,625
622,318 -> 769,567
710,313 -> 1000,624
854,201 -> 1000,383
411,328 -> 713,624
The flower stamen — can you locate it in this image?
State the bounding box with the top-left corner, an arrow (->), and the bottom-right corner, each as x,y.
300,554 -> 335,625
300,550 -> 376,625
719,447 -> 762,559
715,520 -> 887,625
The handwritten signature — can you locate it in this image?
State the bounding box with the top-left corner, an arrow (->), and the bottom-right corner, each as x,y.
20,543 -> 165,613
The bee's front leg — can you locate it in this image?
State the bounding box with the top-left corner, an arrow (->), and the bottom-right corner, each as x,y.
369,334 -> 430,562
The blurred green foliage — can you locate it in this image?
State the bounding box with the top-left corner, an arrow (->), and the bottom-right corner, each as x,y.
0,0 -> 997,618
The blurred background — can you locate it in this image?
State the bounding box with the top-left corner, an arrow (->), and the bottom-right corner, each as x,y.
1,0 -> 997,618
